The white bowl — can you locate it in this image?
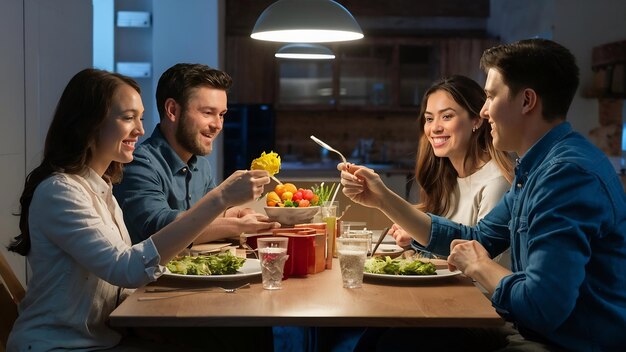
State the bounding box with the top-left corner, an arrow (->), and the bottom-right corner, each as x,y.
264,206 -> 320,226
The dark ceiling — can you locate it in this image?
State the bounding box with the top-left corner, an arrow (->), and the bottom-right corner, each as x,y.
226,0 -> 491,37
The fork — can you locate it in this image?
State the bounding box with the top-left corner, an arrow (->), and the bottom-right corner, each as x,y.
310,135 -> 348,165
371,227 -> 390,257
138,283 -> 250,301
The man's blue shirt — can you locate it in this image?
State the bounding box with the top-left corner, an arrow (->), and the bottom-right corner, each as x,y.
113,125 -> 216,244
417,122 -> 626,351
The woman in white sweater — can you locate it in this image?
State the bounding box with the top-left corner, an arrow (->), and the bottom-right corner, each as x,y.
391,75 -> 513,265
6,68 -> 269,350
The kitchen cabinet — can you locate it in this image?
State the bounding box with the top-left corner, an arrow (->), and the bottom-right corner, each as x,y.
278,60 -> 334,106
227,36 -> 498,110
276,37 -> 441,112
226,36 -> 279,104
337,43 -> 395,107
278,37 -> 497,111
439,38 -> 498,86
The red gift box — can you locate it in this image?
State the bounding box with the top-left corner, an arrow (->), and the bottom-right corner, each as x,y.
241,228 -> 317,277
294,223 -> 327,274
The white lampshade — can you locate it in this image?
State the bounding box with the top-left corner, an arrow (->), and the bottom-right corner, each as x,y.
251,0 -> 364,43
275,44 -> 335,59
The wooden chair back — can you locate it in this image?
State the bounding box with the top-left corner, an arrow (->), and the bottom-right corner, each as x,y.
0,283 -> 18,351
0,252 -> 23,350
0,252 -> 24,304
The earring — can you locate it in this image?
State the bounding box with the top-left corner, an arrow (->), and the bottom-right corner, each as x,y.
472,126 -> 477,133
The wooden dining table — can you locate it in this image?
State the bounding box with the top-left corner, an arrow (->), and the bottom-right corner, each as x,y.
109,259 -> 503,329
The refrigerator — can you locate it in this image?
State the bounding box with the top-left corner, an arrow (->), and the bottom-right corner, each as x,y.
223,104 -> 276,177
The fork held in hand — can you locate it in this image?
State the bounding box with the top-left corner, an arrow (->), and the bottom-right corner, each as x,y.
310,135 -> 348,165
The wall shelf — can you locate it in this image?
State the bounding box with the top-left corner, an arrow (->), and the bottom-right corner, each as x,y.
116,62 -> 151,78
116,11 -> 151,28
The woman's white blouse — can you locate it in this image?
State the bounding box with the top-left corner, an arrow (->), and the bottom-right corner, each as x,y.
446,159 -> 512,268
7,169 -> 165,351
445,159 -> 510,226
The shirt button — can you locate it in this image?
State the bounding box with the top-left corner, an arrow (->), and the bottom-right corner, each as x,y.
182,167 -> 187,173
516,183 -> 522,188
187,195 -> 192,200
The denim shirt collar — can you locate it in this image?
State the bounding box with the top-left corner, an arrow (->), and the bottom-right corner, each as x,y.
148,124 -> 198,174
516,121 -> 572,177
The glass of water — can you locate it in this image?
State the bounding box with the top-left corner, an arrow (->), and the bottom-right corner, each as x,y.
344,229 -> 373,255
258,237 -> 289,290
336,237 -> 369,288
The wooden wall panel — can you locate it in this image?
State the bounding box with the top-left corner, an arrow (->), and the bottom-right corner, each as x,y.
225,36 -> 280,104
439,38 -> 498,84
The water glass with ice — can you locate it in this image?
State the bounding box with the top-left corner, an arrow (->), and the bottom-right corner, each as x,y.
344,229 -> 373,255
336,237 -> 369,288
258,237 -> 289,290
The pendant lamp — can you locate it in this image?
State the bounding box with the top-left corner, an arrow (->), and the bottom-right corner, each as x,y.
251,0 -> 363,43
275,43 -> 335,59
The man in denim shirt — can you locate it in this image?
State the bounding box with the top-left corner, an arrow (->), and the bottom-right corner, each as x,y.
114,64 -> 279,244
339,39 -> 625,351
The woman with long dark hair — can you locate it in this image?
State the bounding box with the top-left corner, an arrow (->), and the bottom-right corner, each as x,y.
391,75 -> 513,262
7,68 -> 268,350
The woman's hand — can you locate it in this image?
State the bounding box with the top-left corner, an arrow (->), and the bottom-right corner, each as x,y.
389,223 -> 412,247
217,170 -> 270,207
337,163 -> 389,209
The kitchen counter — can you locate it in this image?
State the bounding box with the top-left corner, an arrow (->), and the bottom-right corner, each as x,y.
279,161 -> 413,179
276,161 -> 417,205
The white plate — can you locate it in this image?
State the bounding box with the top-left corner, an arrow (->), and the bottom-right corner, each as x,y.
371,231 -> 396,245
364,268 -> 461,281
163,259 -> 261,281
373,244 -> 404,257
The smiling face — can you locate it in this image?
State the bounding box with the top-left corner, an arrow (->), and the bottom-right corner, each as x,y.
175,86 -> 227,158
423,90 -> 479,170
90,84 -> 145,175
480,68 -> 525,154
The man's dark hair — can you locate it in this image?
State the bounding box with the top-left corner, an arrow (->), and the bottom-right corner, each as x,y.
155,63 -> 232,120
480,38 -> 579,121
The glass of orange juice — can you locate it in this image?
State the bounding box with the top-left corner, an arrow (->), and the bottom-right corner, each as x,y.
322,201 -> 338,265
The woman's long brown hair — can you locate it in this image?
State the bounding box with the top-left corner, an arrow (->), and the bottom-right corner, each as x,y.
415,75 -> 514,216
8,68 -> 140,256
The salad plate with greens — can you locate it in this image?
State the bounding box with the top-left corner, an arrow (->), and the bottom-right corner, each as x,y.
164,252 -> 261,281
363,256 -> 461,281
